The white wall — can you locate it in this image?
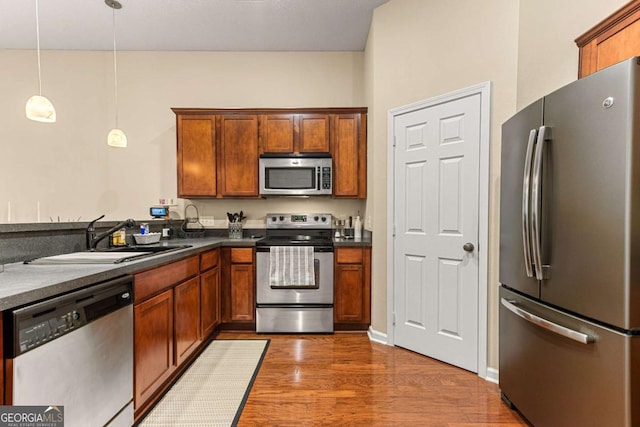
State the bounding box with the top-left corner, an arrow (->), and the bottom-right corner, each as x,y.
365,0 -> 520,367
364,0 -> 629,371
516,0 -> 628,109
0,50 -> 365,224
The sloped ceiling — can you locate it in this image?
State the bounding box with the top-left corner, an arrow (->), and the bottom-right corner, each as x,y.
0,0 -> 389,51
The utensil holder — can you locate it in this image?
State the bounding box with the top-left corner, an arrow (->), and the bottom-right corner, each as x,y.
228,222 -> 243,239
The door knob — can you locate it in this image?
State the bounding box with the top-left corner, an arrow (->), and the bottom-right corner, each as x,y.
463,242 -> 475,252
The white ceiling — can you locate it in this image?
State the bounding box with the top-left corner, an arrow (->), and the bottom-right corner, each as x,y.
0,0 -> 388,52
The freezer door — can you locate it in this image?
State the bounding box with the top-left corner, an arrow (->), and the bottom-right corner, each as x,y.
541,58 -> 640,330
499,287 -> 639,427
499,99 -> 543,298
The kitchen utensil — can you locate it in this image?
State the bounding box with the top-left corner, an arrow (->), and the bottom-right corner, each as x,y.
227,210 -> 246,238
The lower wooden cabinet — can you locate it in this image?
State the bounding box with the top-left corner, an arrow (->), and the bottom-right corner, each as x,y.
200,249 -> 221,338
334,247 -> 371,329
133,256 -> 200,416
230,263 -> 255,321
221,247 -> 256,325
134,289 -> 175,408
174,277 -> 201,365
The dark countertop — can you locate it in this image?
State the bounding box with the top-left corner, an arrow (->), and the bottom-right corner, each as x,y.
0,237 -> 260,311
332,237 -> 372,247
0,234 -> 372,312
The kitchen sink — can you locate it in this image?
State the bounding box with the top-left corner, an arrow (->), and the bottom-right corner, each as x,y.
95,245 -> 192,253
26,245 -> 192,265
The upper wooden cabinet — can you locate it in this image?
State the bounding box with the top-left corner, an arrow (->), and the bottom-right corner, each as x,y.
576,0 -> 640,78
219,114 -> 259,196
259,113 -> 330,154
260,114 -> 295,153
299,114 -> 330,153
173,107 -> 367,199
176,115 -> 216,197
332,113 -> 366,198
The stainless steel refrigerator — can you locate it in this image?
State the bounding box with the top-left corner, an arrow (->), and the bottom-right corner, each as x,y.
499,56 -> 640,426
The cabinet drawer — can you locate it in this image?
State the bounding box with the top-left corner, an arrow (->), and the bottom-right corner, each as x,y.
336,247 -> 363,264
231,248 -> 253,263
200,249 -> 219,271
135,256 -> 199,303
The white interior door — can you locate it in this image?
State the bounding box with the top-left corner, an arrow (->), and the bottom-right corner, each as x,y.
392,91 -> 481,373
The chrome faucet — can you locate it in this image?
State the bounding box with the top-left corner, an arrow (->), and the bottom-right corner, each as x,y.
86,215 -> 136,251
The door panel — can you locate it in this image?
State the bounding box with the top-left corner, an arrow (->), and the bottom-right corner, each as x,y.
260,114 -> 295,153
219,115 -> 259,196
499,99 -> 543,298
177,115 -> 216,197
393,93 -> 480,372
499,287 -> 636,427
299,114 -> 330,152
542,60 -> 634,329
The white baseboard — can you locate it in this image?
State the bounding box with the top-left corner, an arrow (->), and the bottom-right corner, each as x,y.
367,327 -> 389,345
485,367 -> 499,384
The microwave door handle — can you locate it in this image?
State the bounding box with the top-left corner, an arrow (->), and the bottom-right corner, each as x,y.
522,129 -> 537,278
531,126 -> 550,280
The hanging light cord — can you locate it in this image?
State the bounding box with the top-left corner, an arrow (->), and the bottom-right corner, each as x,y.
112,5 -> 120,129
35,0 -> 43,96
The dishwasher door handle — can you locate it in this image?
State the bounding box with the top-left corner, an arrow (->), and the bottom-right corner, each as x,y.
501,298 -> 595,344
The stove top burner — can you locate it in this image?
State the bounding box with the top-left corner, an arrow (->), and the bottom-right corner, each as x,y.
259,213 -> 334,247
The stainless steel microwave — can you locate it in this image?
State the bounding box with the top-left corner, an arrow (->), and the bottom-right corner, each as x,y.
259,154 -> 332,196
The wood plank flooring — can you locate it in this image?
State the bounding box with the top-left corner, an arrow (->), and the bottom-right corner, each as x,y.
217,332 -> 529,426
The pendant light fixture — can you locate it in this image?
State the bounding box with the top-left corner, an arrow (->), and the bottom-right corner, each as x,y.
25,0 -> 56,123
106,0 -> 127,148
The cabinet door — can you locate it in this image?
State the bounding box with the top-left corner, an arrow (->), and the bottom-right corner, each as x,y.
200,266 -> 220,338
177,114 -> 216,197
332,113 -> 365,198
134,289 -> 174,409
334,247 -> 371,327
576,1 -> 640,78
334,264 -> 365,322
219,115 -> 259,196
230,263 -> 255,321
174,277 -> 201,365
260,114 -> 295,153
299,114 -> 330,153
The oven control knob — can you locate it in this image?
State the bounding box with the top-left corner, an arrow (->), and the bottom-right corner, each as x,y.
314,216 -> 319,221
279,216 -> 284,221
271,216 -> 277,222
321,216 -> 327,222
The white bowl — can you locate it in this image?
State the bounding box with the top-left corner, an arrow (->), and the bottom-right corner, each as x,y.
133,232 -> 161,244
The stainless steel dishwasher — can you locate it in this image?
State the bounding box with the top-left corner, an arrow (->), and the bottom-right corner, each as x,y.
8,275 -> 134,427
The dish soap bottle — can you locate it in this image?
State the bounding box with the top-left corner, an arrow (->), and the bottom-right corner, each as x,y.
354,215 -> 362,240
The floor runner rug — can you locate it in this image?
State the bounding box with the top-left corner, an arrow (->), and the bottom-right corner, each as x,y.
139,339 -> 270,427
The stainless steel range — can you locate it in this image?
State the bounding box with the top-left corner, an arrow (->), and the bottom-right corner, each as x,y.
256,213 -> 334,333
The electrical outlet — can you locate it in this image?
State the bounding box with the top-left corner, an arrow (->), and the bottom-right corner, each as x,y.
201,216 -> 215,228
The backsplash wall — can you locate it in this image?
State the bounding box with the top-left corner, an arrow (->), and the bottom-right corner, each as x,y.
182,198 -> 367,229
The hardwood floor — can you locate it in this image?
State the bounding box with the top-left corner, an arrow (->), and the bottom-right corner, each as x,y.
217,332 -> 529,426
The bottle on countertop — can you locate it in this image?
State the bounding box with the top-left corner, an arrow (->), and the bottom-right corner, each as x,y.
354,215 -> 362,240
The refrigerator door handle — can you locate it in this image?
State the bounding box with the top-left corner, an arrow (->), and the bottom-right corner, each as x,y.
531,126 -> 550,280
501,298 -> 595,344
522,129 -> 537,278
